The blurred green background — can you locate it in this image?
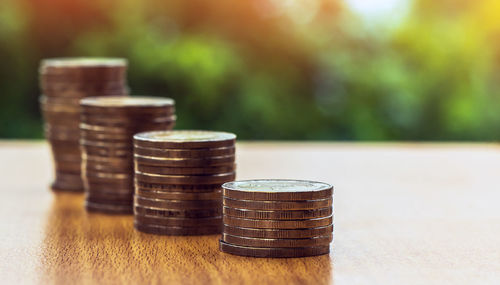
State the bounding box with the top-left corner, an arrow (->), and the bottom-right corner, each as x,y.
1,0 -> 500,140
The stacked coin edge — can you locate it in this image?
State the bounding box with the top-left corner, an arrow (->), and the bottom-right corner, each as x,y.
220,179 -> 334,258
133,130 -> 237,235
80,96 -> 176,214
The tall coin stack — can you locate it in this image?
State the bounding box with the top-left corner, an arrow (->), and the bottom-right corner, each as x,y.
220,179 -> 334,258
39,58 -> 128,192
80,96 -> 176,214
133,130 -> 237,235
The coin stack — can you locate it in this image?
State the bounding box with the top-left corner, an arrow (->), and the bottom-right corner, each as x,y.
80,96 -> 176,214
220,179 -> 334,258
39,58 -> 128,192
133,130 -> 237,235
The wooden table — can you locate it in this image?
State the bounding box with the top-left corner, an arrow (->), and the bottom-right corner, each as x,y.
1,141 -> 499,284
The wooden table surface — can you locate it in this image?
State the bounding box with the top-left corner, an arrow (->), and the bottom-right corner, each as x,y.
1,141 -> 499,285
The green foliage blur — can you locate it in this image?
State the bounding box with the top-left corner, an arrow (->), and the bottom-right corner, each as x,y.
1,0 -> 500,140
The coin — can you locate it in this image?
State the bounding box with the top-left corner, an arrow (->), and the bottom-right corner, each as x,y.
83,182 -> 132,194
80,139 -> 129,148
134,154 -> 235,167
80,121 -> 176,134
223,206 -> 333,220
223,197 -> 332,210
135,181 -> 222,193
134,205 -> 221,218
219,241 -> 330,258
136,188 -> 221,200
80,96 -> 174,111
82,145 -> 130,158
40,58 -> 127,73
223,215 -> 333,229
135,171 -> 235,185
86,196 -> 132,206
135,164 -> 236,176
222,179 -> 333,201
134,215 -> 221,227
133,130 -> 236,149
223,224 -> 334,239
134,223 -> 221,236
134,196 -> 221,210
222,233 -> 333,248
133,145 -> 235,159
81,114 -> 176,127
54,161 -> 82,173
85,191 -> 132,200
85,201 -> 132,214
84,161 -> 132,173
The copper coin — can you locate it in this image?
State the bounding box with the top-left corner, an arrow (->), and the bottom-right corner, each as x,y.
86,190 -> 132,200
133,130 -> 236,149
135,171 -> 235,185
135,188 -> 221,200
45,130 -> 80,141
80,121 -> 176,134
86,196 -> 132,206
51,172 -> 84,192
53,152 -> 81,162
134,222 -> 221,236
83,175 -> 133,186
219,241 -> 330,258
223,224 -> 334,239
84,161 -> 132,173
222,233 -> 333,248
134,205 -> 221,218
85,171 -> 132,180
41,80 -> 126,91
223,206 -> 333,220
134,154 -> 235,167
82,145 -> 130,158
134,215 -> 221,227
80,130 -> 131,142
134,196 -> 221,210
54,162 -> 82,173
80,96 -> 174,112
222,179 -> 333,201
84,182 -> 132,194
40,72 -> 126,83
135,181 -> 222,193
85,201 -> 132,214
223,197 -> 332,210
40,95 -> 82,105
40,58 -> 127,73
135,164 -> 235,176
80,139 -> 129,148
83,153 -> 132,164
223,215 -> 333,229
133,145 -> 235,159
81,114 -> 176,128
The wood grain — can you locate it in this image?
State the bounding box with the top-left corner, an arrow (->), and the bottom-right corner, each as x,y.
1,141 -> 500,284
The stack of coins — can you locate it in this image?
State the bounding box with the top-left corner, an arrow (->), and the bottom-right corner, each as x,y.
39,58 -> 128,192
80,96 -> 176,214
220,179 -> 334,258
133,130 -> 237,235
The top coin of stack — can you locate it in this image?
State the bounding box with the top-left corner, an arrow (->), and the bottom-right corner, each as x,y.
39,58 -> 129,192
80,96 -> 176,214
133,130 -> 237,235
220,179 -> 334,258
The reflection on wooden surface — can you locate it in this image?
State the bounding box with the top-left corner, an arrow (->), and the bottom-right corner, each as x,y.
39,193 -> 332,284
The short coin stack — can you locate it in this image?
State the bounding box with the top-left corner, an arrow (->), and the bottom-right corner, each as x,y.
39,58 -> 128,192
80,96 -> 176,214
133,130 -> 237,235
220,179 -> 334,258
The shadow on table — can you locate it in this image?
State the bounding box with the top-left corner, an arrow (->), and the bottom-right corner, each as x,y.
38,193 -> 333,284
